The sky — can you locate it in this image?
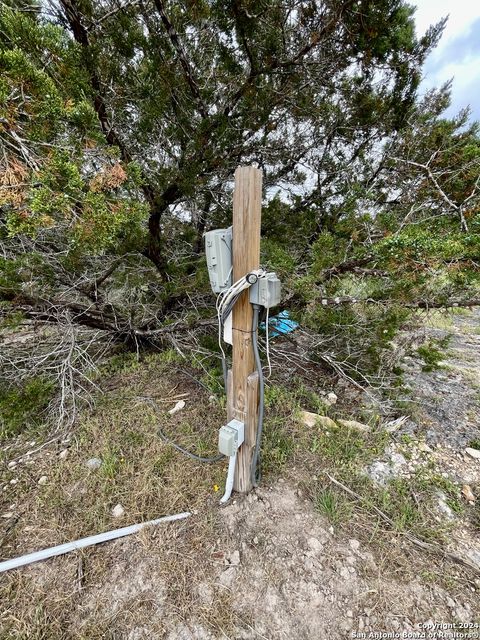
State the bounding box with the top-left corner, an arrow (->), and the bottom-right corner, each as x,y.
413,0 -> 480,121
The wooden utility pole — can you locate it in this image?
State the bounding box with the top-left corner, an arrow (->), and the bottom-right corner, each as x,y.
230,166 -> 262,493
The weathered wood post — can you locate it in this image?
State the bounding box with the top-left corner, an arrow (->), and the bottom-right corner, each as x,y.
230,166 -> 262,493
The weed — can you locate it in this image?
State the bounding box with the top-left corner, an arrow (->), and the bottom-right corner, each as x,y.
315,487 -> 353,524
264,383 -> 294,409
416,336 -> 451,371
468,439 -> 480,451
261,419 -> 295,473
0,376 -> 53,440
100,350 -> 140,375
101,449 -> 121,480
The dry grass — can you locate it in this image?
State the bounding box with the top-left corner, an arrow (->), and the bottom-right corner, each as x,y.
0,350 -> 239,638
1,344 -> 479,637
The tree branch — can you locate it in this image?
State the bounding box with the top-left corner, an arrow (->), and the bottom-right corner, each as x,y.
153,0 -> 207,118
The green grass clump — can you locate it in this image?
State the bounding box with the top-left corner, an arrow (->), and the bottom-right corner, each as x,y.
315,487 -> 353,524
0,376 -> 53,440
468,439 -> 480,451
417,336 -> 450,371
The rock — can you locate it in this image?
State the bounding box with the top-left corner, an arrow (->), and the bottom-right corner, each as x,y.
59,449 -> 69,460
307,537 -> 323,553
1,512 -> 13,518
300,411 -> 320,428
317,416 -> 338,430
418,442 -> 432,453
465,549 -> 480,571
86,457 -> 102,470
349,539 -> 361,551
384,416 -> 408,433
219,567 -> 236,588
112,503 -> 125,518
368,461 -> 392,485
436,492 -> 454,519
208,395 -> 216,404
465,447 -> 480,461
340,620 -> 353,633
7,461 -> 17,470
338,419 -> 371,433
227,550 -> 240,566
462,484 -> 475,502
326,392 -> 338,405
339,566 -> 350,580
168,400 -> 186,415
390,452 -> 407,470
38,475 -> 48,486
196,582 -> 214,605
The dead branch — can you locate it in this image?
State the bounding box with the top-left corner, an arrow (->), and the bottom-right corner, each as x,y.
326,473 -> 480,575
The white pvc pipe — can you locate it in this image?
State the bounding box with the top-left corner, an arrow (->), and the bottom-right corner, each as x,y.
220,452 -> 237,504
0,511 -> 191,574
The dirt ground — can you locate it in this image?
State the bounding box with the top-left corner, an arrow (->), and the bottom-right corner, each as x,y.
3,480 -> 478,639
1,310 -> 480,639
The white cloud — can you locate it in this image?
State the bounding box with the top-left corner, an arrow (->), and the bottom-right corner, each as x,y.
413,1 -> 480,119
414,0 -> 478,46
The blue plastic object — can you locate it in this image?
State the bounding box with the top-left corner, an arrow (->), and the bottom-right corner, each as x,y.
260,310 -> 298,337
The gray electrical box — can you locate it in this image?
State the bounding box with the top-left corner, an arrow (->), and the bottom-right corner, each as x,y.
218,419 -> 245,456
249,272 -> 281,308
204,227 -> 233,293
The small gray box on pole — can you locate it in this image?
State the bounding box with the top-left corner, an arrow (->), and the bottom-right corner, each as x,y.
204,227 -> 233,293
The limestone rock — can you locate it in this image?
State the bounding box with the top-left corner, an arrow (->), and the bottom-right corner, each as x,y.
338,419 -> 371,433
169,400 -> 186,415
465,447 -> 480,461
300,411 -> 336,429
112,503 -> 125,518
300,411 -> 320,428
86,457 -> 102,470
326,392 -> 338,405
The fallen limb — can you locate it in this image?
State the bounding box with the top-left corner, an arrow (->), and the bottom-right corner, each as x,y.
325,473 -> 480,575
314,296 -> 480,309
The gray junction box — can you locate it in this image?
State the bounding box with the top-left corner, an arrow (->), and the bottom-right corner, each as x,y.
249,272 -> 281,309
204,227 -> 233,293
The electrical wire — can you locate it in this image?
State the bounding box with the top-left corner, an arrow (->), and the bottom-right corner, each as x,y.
265,305 -> 272,378
216,269 -> 267,394
250,304 -> 265,487
139,397 -> 224,463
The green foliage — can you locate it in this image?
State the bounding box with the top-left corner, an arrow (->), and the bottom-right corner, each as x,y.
468,439 -> 480,451
303,302 -> 409,376
417,337 -> 450,371
315,488 -> 353,524
0,377 -> 53,439
0,309 -> 24,330
0,0 -> 478,401
261,418 -> 295,473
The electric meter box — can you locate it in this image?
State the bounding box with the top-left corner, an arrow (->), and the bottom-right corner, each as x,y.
249,272 -> 281,308
204,227 -> 233,293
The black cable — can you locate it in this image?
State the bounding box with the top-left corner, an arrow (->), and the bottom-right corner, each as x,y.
138,396 -> 224,463
250,304 -> 265,487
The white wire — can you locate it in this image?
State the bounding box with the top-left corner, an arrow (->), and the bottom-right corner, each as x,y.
215,270 -> 268,364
